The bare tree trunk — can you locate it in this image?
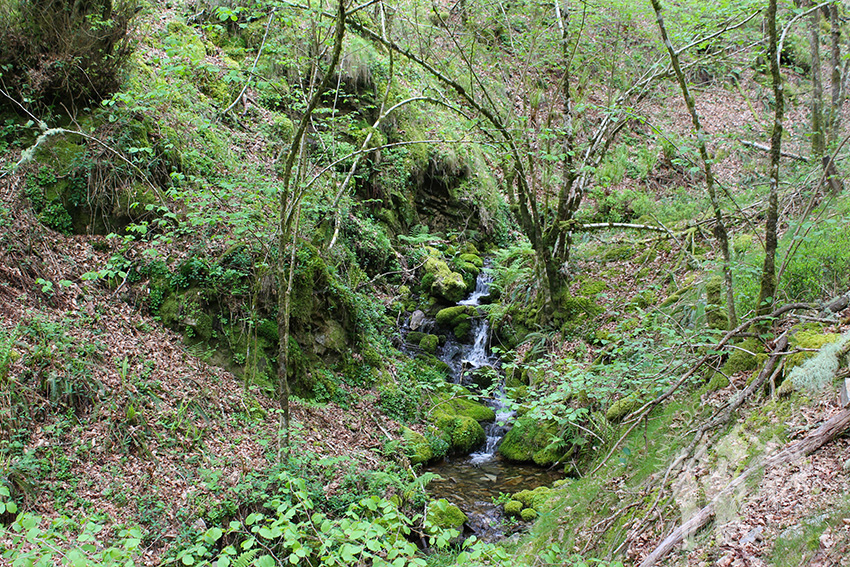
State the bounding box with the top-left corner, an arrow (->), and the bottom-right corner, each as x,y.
650,0 -> 737,328
757,0 -> 783,320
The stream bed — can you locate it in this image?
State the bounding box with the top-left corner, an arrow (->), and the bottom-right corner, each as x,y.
426,456 -> 564,538
422,268 -> 563,539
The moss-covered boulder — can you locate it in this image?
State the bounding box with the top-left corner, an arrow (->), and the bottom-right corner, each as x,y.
504,500 -> 523,517
435,305 -> 475,340
419,334 -> 439,354
430,390 -> 495,422
605,396 -> 642,422
458,253 -> 484,269
435,415 -> 485,454
402,427 -> 433,465
498,418 -> 565,465
427,499 -> 467,530
513,486 -> 553,511
520,508 -> 538,521
424,256 -> 467,302
721,338 -> 766,376
787,329 -> 841,370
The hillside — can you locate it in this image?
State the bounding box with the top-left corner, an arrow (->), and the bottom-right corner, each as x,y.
2,0 -> 850,566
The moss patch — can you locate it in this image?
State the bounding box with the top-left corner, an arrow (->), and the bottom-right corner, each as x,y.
498,418 -> 564,465
402,427 -> 433,465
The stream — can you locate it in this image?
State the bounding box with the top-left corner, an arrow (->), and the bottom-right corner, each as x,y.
424,270 -> 563,540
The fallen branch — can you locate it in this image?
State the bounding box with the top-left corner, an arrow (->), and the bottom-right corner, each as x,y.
638,406 -> 850,567
574,222 -> 669,233
740,139 -> 809,162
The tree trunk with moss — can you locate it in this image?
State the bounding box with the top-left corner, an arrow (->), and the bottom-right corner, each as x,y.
756,0 -> 783,321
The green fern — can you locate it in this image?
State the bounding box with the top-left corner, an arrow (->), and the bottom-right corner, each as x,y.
231,548 -> 258,567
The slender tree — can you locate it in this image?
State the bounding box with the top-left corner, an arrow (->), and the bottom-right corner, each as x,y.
276,0 -> 346,451
650,0 -> 738,329
756,0 -> 783,320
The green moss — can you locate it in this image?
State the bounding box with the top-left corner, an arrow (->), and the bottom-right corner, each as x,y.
427,499 -> 467,529
257,319 -> 279,343
602,244 -> 635,262
787,329 -> 841,370
706,372 -> 730,391
189,311 -> 214,341
504,500 -> 523,517
430,390 -> 495,422
721,338 -> 766,376
498,418 -> 562,464
406,331 -> 426,345
706,307 -> 729,330
520,508 -> 538,521
458,253 -> 484,268
435,306 -> 474,327
419,334 -> 439,354
578,279 -> 606,296
435,415 -> 485,453
402,427 -> 433,465
605,397 -> 642,422
424,256 -> 467,302
706,277 -> 722,305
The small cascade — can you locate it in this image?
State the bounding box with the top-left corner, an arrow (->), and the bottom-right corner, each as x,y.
424,265 -> 562,541
439,271 -> 514,464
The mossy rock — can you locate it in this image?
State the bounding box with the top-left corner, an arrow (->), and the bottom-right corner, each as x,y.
406,331 -> 426,345
424,256 -> 467,302
458,253 -> 484,268
430,390 -> 495,422
402,427 -> 433,465
721,338 -> 766,376
187,311 -> 214,341
512,486 -> 552,511
314,319 -> 348,355
435,415 -> 485,453
520,508 -> 538,521
435,305 -> 474,327
787,329 -> 841,370
427,499 -> 467,530
498,418 -> 562,465
419,334 -> 439,354
504,500 -> 523,517
602,244 -> 635,262
605,396 -> 642,422
705,372 -> 730,392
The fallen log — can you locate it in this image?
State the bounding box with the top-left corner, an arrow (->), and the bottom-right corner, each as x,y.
637,406 -> 850,567
740,139 -> 809,162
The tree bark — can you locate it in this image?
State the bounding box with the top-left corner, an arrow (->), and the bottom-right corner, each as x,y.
828,3 -> 843,143
756,0 -> 783,321
809,0 -> 825,157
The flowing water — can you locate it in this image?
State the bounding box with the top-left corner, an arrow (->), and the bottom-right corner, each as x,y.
425,270 -> 563,540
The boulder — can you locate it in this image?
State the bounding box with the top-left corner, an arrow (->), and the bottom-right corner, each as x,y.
409,310 -> 426,331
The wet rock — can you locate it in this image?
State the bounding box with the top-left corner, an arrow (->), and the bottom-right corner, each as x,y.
409,310 -> 426,331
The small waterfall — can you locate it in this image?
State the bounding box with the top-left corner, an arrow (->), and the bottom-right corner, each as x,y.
441,270 -> 514,464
